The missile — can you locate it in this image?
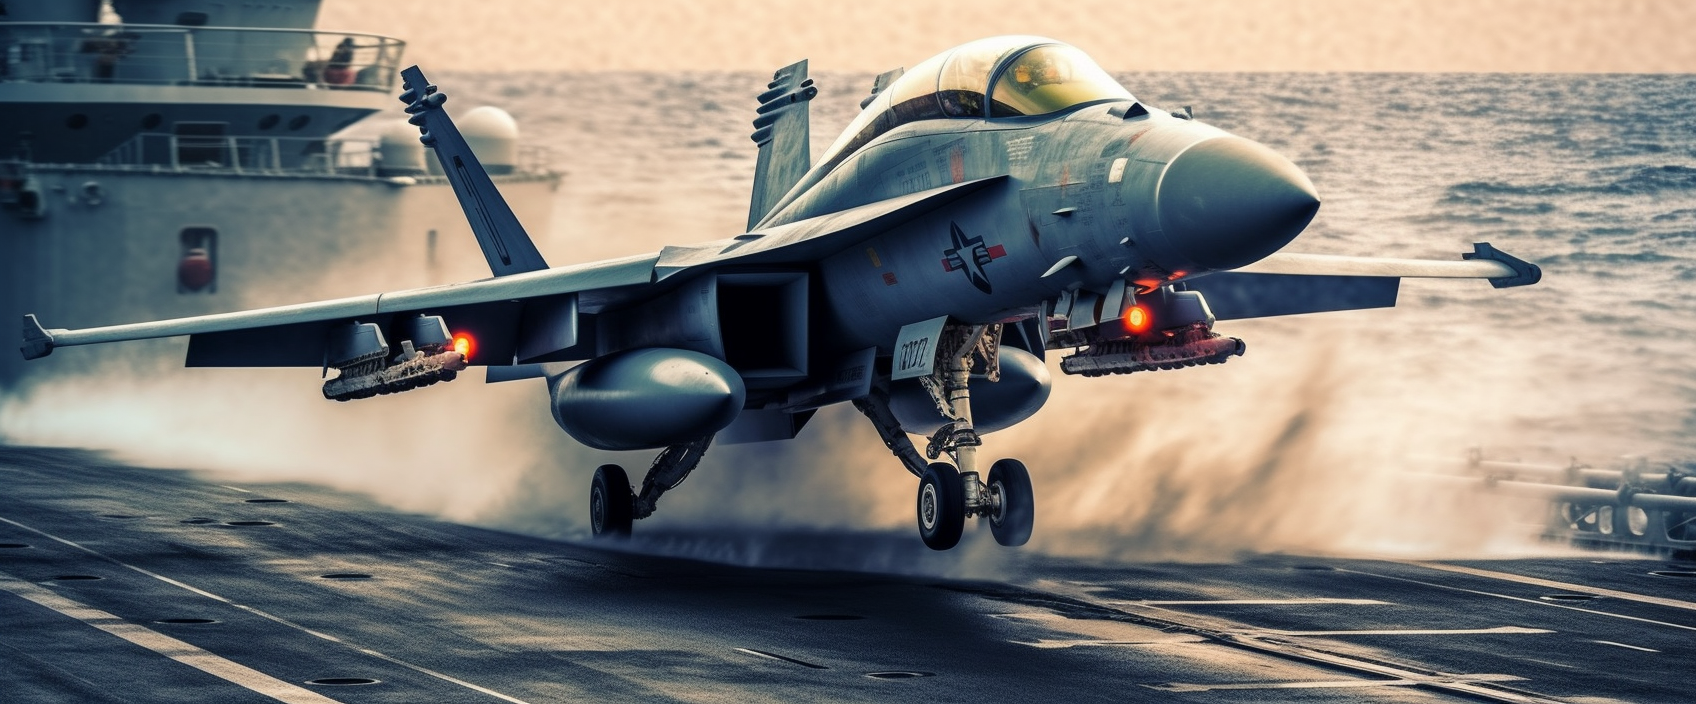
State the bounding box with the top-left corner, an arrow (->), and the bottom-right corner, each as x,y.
321,316 -> 467,401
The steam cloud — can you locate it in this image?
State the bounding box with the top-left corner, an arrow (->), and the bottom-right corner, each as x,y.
0,308 -> 1566,576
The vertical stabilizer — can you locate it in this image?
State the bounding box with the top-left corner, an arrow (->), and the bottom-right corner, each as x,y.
746,60 -> 817,231
400,66 -> 548,277
860,67 -> 905,108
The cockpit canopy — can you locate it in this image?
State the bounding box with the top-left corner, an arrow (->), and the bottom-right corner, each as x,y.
817,37 -> 1133,173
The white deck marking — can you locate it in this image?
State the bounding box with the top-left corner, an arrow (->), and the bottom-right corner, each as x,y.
1146,679 -> 1421,692
1147,673 -> 1526,693
1409,561 -> 1696,614
1015,636 -> 1209,649
1254,626 -> 1551,637
1114,598 -> 1390,606
0,515 -> 535,704
1592,640 -> 1659,653
218,485 -> 253,493
1340,567 -> 1696,633
0,573 -> 342,704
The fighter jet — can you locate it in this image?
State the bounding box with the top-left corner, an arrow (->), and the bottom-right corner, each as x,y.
21,37 -> 1538,550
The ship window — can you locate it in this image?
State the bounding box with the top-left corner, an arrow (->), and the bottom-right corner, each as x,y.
989,45 -> 1132,118
178,227 -> 217,294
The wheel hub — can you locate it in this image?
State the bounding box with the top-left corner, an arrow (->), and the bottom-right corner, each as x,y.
988,481 -> 1007,525
590,487 -> 605,533
920,484 -> 938,530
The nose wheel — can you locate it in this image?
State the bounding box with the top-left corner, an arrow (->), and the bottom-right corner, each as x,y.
861,322 -> 1044,551
987,459 -> 1033,547
913,458 -> 1035,550
918,462 -> 966,550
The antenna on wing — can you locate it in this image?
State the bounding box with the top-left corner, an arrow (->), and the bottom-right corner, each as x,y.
399,66 -> 548,277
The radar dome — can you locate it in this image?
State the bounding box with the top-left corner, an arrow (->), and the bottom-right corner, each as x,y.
377,119 -> 428,175
457,106 -> 520,175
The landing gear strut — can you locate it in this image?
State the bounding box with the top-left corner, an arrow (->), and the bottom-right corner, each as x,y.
588,434 -> 714,539
857,322 -> 1036,550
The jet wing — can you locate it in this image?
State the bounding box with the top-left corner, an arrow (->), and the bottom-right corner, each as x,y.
1235,243 -> 1540,287
21,178 -> 1006,366
21,253 -> 658,366
1190,243 -> 1540,321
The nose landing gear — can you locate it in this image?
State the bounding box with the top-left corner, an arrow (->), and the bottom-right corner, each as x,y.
857,322 -> 1036,550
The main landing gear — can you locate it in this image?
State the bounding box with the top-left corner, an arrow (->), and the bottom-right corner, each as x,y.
588,435 -> 714,539
855,323 -> 1035,551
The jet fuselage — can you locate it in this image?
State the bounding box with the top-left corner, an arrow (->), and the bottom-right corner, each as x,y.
767,102 -> 1320,353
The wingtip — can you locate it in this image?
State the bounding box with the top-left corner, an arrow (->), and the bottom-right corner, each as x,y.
21,314 -> 55,360
1465,242 -> 1542,288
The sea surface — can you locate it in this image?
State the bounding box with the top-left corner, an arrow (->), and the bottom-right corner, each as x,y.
5,71 -> 1693,567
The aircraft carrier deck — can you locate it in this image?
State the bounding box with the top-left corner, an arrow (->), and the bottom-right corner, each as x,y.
1,445 -> 1689,703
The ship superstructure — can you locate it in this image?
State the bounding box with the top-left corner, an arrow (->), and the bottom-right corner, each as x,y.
0,0 -> 557,389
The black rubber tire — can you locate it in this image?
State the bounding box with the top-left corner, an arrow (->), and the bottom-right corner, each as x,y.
590,464 -> 634,538
988,458 -> 1034,547
917,462 -> 965,551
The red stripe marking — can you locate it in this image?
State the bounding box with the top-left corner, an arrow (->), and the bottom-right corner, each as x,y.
987,244 -> 1006,259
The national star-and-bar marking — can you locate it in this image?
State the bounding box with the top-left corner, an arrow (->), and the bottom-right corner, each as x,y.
941,222 -> 1005,294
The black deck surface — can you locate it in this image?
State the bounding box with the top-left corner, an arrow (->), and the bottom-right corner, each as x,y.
2,446 -> 1690,703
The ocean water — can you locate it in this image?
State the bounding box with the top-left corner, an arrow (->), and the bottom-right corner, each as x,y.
5,71 -> 1693,568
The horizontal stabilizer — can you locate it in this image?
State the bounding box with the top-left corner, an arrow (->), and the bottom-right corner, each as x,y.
1185,273 -> 1399,320
1236,242 -> 1540,288
400,66 -> 548,277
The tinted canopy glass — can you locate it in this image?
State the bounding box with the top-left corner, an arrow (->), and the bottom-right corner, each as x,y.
812,38 -> 1133,180
989,45 -> 1133,117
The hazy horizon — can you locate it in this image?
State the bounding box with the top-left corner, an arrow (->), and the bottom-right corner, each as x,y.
320,0 -> 1694,74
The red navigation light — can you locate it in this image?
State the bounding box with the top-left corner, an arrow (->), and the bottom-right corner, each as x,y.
1125,305 -> 1152,334
452,332 -> 475,360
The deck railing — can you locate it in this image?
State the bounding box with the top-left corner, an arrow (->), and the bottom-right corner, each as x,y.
92,133 -> 555,179
0,22 -> 405,91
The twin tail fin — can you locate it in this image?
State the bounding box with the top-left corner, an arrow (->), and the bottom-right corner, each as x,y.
400,66 -> 548,278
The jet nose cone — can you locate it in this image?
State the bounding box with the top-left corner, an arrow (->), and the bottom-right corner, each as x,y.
1156,137 -> 1320,271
